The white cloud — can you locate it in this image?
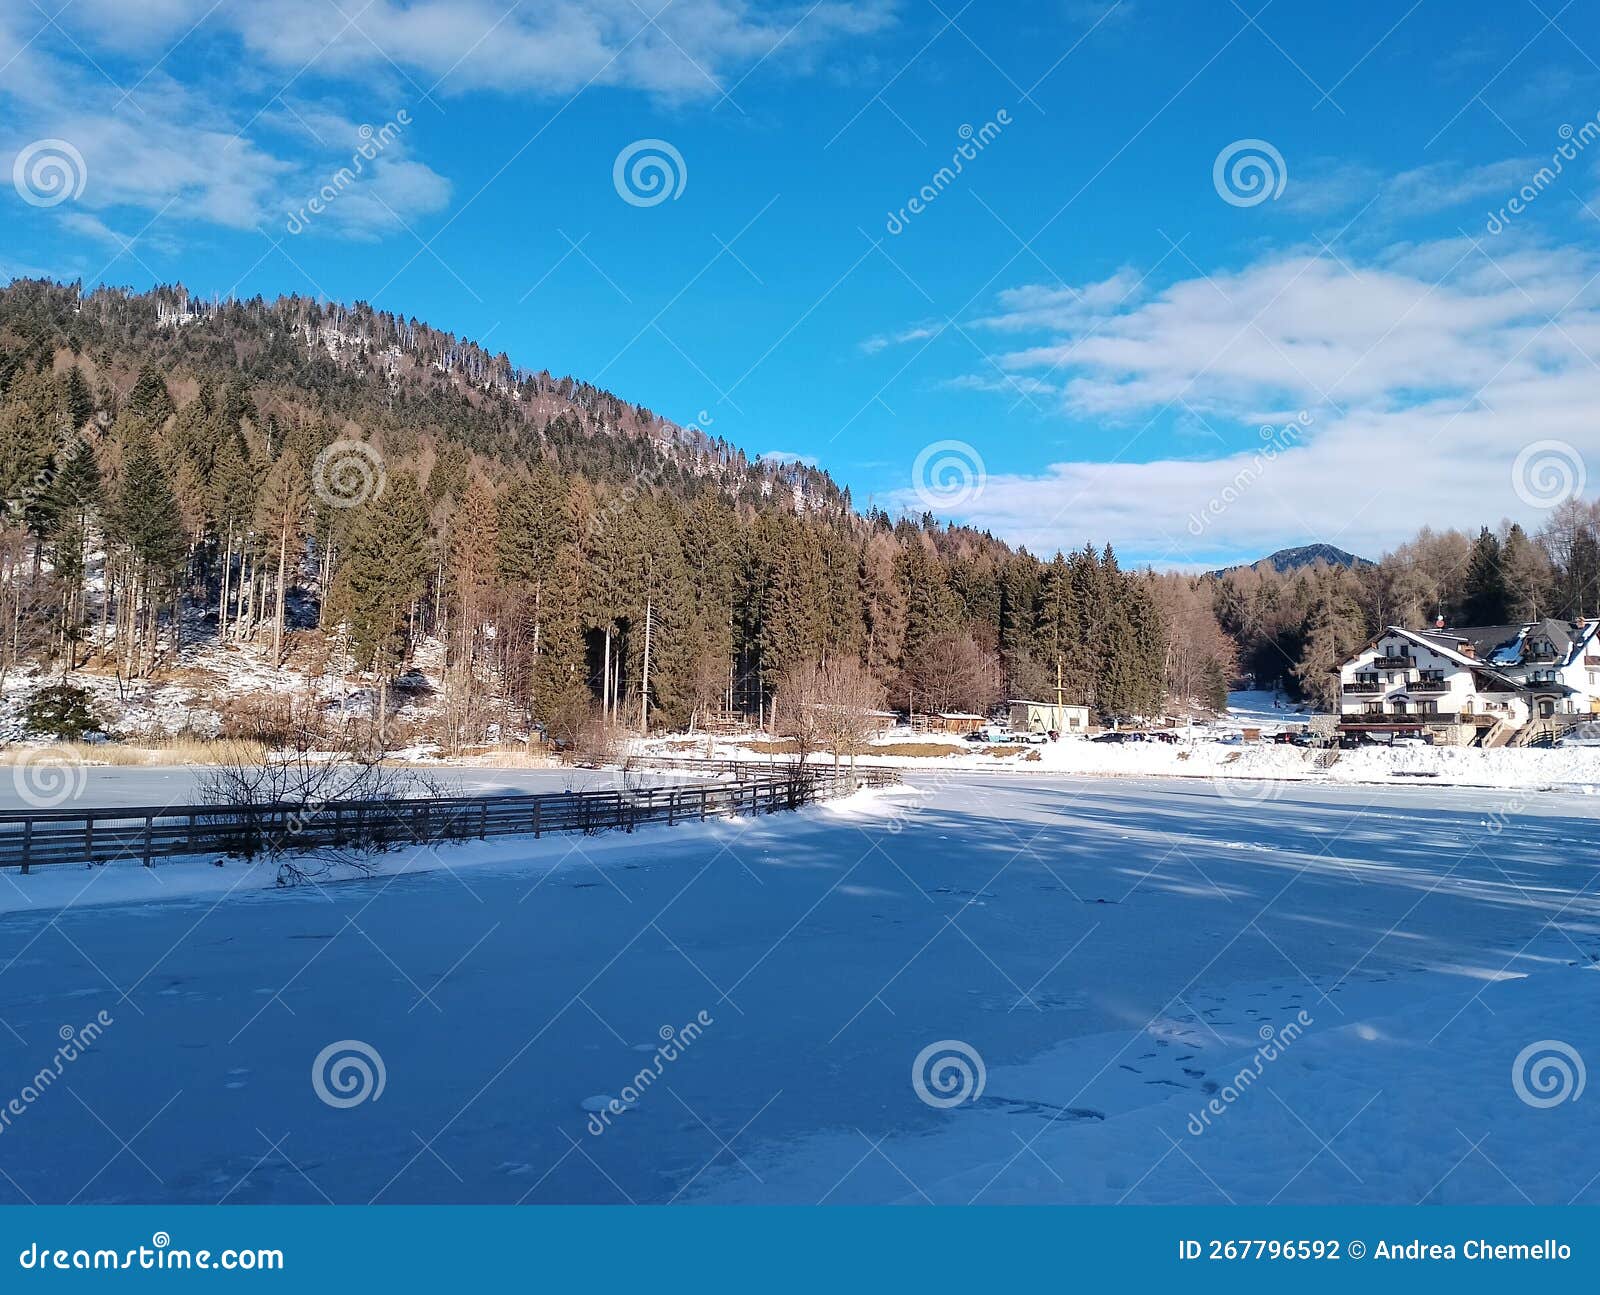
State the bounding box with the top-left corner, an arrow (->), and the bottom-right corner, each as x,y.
55,0 -> 898,100
1280,157 -> 1541,221
860,320 -> 946,354
909,238 -> 1600,565
0,1 -> 887,243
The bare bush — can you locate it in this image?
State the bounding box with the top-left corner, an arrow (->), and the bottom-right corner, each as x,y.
197,710 -> 442,885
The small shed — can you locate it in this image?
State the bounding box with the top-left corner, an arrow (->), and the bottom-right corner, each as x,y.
1008,699 -> 1090,734
928,711 -> 987,735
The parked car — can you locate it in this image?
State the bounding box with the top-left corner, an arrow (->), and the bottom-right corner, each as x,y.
1090,732 -> 1130,744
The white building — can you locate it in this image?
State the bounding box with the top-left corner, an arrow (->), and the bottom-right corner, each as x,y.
1008,699 -> 1090,734
1338,617 -> 1600,744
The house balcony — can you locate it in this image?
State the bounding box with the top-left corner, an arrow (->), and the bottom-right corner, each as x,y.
1408,676 -> 1448,692
1342,681 -> 1383,694
1372,655 -> 1412,669
1524,650 -> 1559,664
1340,710 -> 1481,727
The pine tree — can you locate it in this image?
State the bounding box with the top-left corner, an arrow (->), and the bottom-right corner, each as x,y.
254,451 -> 309,667
1459,527 -> 1509,625
332,472 -> 431,735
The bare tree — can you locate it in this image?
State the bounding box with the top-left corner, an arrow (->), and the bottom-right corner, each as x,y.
776,657 -> 886,777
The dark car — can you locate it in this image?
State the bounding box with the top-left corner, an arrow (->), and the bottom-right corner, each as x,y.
1091,732 -> 1131,743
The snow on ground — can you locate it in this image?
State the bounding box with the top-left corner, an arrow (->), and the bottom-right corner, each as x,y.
0,773 -> 1593,1205
0,764 -> 611,813
641,730 -> 1600,791
1220,688 -> 1316,728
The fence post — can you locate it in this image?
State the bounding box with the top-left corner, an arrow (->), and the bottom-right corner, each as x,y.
143,814 -> 154,867
480,801 -> 489,840
21,818 -> 31,875
700,788 -> 708,821
533,798 -> 542,839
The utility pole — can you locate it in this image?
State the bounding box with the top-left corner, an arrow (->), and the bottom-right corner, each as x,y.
640,595 -> 652,733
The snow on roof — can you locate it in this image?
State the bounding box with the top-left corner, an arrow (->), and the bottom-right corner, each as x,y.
934,711 -> 987,719
1007,698 -> 1087,708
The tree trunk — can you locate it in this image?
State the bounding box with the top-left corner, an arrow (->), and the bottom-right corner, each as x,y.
272,526 -> 289,667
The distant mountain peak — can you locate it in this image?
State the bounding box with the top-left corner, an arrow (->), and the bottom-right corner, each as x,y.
1210,544 -> 1371,578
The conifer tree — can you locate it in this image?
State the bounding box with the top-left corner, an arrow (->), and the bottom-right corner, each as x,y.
254,451 -> 309,667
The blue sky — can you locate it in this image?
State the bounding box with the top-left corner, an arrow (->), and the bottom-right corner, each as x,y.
4,0 -> 1600,568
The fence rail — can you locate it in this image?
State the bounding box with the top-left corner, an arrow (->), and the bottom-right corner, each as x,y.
622,755 -> 908,782
0,767 -> 897,873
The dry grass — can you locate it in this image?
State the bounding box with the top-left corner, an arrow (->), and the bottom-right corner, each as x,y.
865,742 -> 968,759
0,737 -> 269,767
744,738 -> 802,754
408,744 -> 560,769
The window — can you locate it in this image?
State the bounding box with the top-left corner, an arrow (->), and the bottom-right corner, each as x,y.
1421,701 -> 1438,715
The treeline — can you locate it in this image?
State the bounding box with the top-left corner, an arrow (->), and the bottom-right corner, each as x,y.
0,280 -> 1215,742
1218,511 -> 1600,709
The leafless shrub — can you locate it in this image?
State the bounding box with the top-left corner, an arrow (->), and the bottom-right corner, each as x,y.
197,710 -> 443,885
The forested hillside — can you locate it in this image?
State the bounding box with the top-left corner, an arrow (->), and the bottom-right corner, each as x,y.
0,279 -> 1189,746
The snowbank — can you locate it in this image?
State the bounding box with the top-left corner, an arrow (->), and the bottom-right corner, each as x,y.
638,732 -> 1600,791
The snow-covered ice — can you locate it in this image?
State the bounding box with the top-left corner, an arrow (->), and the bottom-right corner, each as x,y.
0,773 -> 1593,1205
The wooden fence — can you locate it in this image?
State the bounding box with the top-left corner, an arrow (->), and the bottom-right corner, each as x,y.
0,766 -> 900,873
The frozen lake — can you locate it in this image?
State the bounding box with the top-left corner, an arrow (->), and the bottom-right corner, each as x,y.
0,773 -> 1595,1205
0,763 -> 614,811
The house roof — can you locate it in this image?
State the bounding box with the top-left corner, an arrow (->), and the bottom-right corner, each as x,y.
1415,617 -> 1595,667
1375,625 -> 1523,690
1007,698 -> 1088,709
